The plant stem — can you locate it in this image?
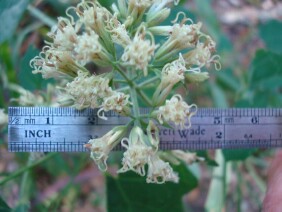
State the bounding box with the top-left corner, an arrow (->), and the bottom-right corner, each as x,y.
16,154 -> 33,210
137,76 -> 159,88
113,64 -> 152,107
0,153 -> 57,186
128,71 -> 141,127
27,5 -> 56,27
222,160 -> 227,208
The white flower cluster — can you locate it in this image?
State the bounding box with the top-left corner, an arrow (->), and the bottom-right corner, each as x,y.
66,71 -> 130,119
121,28 -> 158,76
156,94 -> 197,129
118,126 -> 179,184
32,0 -> 217,184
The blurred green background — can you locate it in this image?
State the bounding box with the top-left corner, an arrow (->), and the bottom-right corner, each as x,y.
1,0 -> 282,211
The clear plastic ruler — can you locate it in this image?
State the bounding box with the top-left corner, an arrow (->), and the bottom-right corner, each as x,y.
8,107 -> 282,152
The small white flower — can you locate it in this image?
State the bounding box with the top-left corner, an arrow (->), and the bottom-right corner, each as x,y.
183,37 -> 221,71
121,27 -> 158,76
152,14 -> 203,60
161,54 -> 186,86
101,91 -> 130,114
48,17 -> 78,51
171,150 -> 204,165
30,47 -> 79,79
75,1 -> 112,34
106,14 -> 131,47
66,71 -> 113,109
156,94 -> 197,129
74,30 -> 102,65
118,126 -> 154,176
84,126 -> 127,171
146,155 -> 179,184
0,109 -> 8,126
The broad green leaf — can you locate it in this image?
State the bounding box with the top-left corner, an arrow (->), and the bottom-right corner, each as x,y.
19,45 -> 53,91
259,20 -> 282,54
0,196 -> 11,212
106,163 -> 197,212
216,68 -> 240,92
0,0 -> 29,43
223,149 -> 256,162
249,49 -> 282,90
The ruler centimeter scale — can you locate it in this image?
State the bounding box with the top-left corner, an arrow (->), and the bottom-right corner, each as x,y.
8,107 -> 282,152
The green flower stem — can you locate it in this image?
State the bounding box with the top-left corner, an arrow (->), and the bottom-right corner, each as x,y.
113,64 -> 152,107
135,89 -> 152,106
16,154 -> 33,210
137,76 -> 159,88
0,153 -> 57,186
128,71 -> 141,127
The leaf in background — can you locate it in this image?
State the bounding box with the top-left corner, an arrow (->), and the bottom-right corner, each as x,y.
259,20 -> 282,54
223,149 -> 256,162
196,150 -> 218,166
106,163 -> 197,212
0,0 -> 29,43
249,49 -> 282,90
19,45 -> 53,91
209,82 -> 228,108
0,196 -> 11,212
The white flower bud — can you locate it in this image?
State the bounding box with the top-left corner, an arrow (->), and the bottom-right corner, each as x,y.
85,126 -> 127,171
146,7 -> 171,27
171,150 -> 205,165
185,72 -> 209,83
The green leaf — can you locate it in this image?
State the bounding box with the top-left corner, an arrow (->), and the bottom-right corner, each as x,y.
0,0 -> 29,43
259,20 -> 282,54
106,163 -> 197,212
196,150 -> 218,166
19,45 -> 53,91
0,196 -> 11,212
249,49 -> 282,90
223,149 -> 256,162
209,82 -> 228,108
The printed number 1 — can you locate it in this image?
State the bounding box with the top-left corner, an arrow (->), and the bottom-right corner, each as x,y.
46,117 -> 50,124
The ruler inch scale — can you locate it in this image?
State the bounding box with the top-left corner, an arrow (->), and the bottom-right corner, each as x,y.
8,107 -> 282,152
